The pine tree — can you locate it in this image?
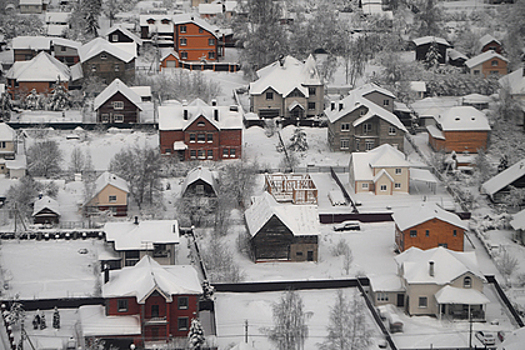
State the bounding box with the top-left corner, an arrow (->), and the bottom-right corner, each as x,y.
48,83 -> 70,111
288,127 -> 308,152
52,307 -> 60,329
40,312 -> 46,330
83,0 -> 101,38
425,41 -> 442,69
25,89 -> 41,110
187,318 -> 205,350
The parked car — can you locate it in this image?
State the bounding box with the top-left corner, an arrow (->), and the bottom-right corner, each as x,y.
333,220 -> 361,231
476,331 -> 496,346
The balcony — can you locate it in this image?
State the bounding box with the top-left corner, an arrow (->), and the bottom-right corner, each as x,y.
144,316 -> 168,325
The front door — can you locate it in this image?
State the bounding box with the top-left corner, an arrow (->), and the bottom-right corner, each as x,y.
397,293 -> 405,307
307,251 -> 314,261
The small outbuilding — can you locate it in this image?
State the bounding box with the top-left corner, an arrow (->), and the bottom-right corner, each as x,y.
32,195 -> 60,225
481,158 -> 525,203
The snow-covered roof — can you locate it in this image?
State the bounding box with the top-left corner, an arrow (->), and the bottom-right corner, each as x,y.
410,168 -> 437,184
6,155 -> 27,171
46,24 -> 68,37
411,36 -> 451,47
478,34 -> 501,48
393,203 -> 467,231
172,13 -> 220,38
94,78 -> 143,111
250,55 -> 321,98
32,195 -> 61,217
12,36 -> 80,50
91,171 -> 129,200
352,82 -> 396,99
350,144 -> 412,181
6,51 -> 70,82
465,50 -> 508,69
129,86 -> 152,99
373,169 -> 394,183
394,101 -> 411,113
230,342 -> 259,350
394,246 -> 485,285
139,14 -> 174,32
426,124 -> 445,139
499,67 -> 525,95
45,11 -> 70,23
411,96 -> 460,118
160,49 -> 179,62
447,48 -> 468,61
481,159 -> 525,196
368,274 -> 404,292
245,192 -> 320,237
199,3 -> 223,14
181,166 -> 218,196
500,327 -> 525,350
104,24 -> 143,45
20,0 -> 43,5
79,305 -> 141,337
462,93 -> 491,104
103,255 -> 202,303
0,123 -> 15,141
224,0 -> 237,12
436,106 -> 490,132
353,101 -> 407,132
104,219 -> 180,251
434,285 -> 490,305
158,99 -> 243,131
510,208 -> 525,231
78,38 -> 135,63
410,81 -> 426,92
70,62 -> 83,81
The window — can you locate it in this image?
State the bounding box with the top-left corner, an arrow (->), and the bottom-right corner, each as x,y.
197,134 -> 205,143
340,139 -> 350,150
453,230 -> 457,236
395,168 -> 402,175
410,230 -> 417,237
491,60 -> 498,66
363,123 -> 371,134
473,70 -> 480,75
101,114 -> 109,122
198,150 -> 205,159
341,123 -> 350,131
418,297 -> 428,308
296,251 -> 303,256
207,134 -> 213,142
355,140 -> 360,151
383,99 -> 390,106
125,250 -> 140,266
189,134 -> 196,143
161,19 -> 170,24
113,101 -> 124,110
362,183 -> 369,189
165,149 -> 171,155
91,64 -> 97,72
365,140 -> 374,150
380,185 -> 387,191
117,299 -> 128,312
153,244 -> 168,257
112,34 -> 118,41
100,53 -> 107,60
360,108 -> 366,116
308,102 -> 315,110
109,195 -> 117,202
308,87 -> 316,96
438,243 -> 448,248
180,38 -> 187,46
114,114 -> 124,122
208,51 -> 215,60
230,149 -> 236,158
180,25 -> 187,33
223,148 -> 229,157
490,70 -> 499,75
394,183 -> 401,189
199,28 -> 203,33
181,51 -> 188,59
151,305 -> 159,317
464,276 -> 472,288
377,293 -> 389,301
190,150 -> 196,159
61,46 -> 66,51
207,150 -> 213,159
208,38 -> 215,46
0,142 -> 6,148
114,64 -> 120,72
178,317 -> 189,331
197,121 -> 205,127
389,126 -> 396,135
266,92 -> 274,100
426,230 -> 430,237
178,297 -> 189,310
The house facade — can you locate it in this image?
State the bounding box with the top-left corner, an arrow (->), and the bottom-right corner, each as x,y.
498,67 -> 525,126
32,195 -> 61,225
158,99 -> 243,161
393,203 -> 467,252
94,79 -> 143,124
105,25 -> 143,55
20,0 -> 47,14
85,172 -> 129,216
411,36 -> 451,64
181,166 -> 218,198
12,36 -> 80,65
465,50 -> 508,78
249,55 -> 324,120
478,34 -> 503,54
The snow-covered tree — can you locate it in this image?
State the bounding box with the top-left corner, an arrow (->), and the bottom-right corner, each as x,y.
0,14 -> 43,40
7,176 -> 48,219
330,239 -> 353,275
47,83 -> 71,111
473,149 -> 494,184
498,250 -> 519,286
264,290 -> 309,350
425,41 -> 442,70
52,307 -> 60,329
219,160 -> 259,210
414,0 -> 444,37
27,140 -> 63,178
6,303 -> 25,326
0,92 -> 12,121
503,186 -> 525,210
24,89 -> 42,110
83,0 -> 102,38
288,127 -> 308,152
32,312 -> 40,330
69,147 -> 86,174
40,312 -> 46,330
103,0 -> 138,27
200,236 -> 244,283
187,318 -> 205,350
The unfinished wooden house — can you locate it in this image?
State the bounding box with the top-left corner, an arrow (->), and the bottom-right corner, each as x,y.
264,173 -> 318,205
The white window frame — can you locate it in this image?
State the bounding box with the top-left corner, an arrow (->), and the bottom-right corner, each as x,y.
180,38 -> 187,46
395,168 -> 402,175
109,195 -> 117,202
113,114 -> 124,123
380,184 -> 387,192
365,140 -> 374,150
394,183 -> 401,189
389,126 -> 396,135
208,38 -> 215,46
362,183 -> 369,189
340,139 -> 350,150
418,296 -> 428,309
111,34 -> 118,41
113,101 -> 124,110
341,123 -> 350,131
363,123 -> 371,135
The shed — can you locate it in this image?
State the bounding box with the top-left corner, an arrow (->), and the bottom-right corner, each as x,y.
32,195 -> 60,225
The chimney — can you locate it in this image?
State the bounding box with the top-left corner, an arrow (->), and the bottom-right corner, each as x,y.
429,261 -> 435,277
278,54 -> 285,67
339,102 -> 344,111
134,216 -> 139,225
211,99 -> 217,106
330,101 -> 335,111
103,264 -> 110,284
183,109 -> 188,120
214,108 -> 219,121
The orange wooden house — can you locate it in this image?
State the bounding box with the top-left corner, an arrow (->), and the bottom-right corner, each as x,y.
393,203 -> 467,252
173,14 -> 221,62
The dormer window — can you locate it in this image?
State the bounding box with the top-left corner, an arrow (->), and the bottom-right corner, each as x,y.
147,19 -> 155,24
161,19 -> 170,24
464,276 -> 472,288
100,53 -> 107,60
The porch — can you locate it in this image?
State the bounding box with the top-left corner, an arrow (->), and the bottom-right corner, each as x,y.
435,285 -> 490,321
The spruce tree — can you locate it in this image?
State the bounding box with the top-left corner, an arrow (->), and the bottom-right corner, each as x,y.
187,318 -> 205,350
40,312 -> 46,330
53,307 -> 60,329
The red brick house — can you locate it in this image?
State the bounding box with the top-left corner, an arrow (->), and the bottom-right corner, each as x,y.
393,203 -> 468,252
79,256 -> 202,346
159,99 -> 243,161
94,78 -> 143,124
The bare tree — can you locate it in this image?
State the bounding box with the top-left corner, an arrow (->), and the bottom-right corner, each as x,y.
219,160 -> 259,210
200,235 -> 244,283
69,147 -> 85,174
503,186 -> 525,210
263,290 -> 309,350
27,140 -> 63,178
498,250 -> 519,287
330,239 -> 353,275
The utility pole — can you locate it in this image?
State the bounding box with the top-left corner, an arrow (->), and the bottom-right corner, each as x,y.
244,319 -> 248,343
469,313 -> 473,350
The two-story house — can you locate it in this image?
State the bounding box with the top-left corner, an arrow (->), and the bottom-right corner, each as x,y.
249,55 -> 324,120
94,78 -> 143,124
0,123 -> 25,178
393,203 -> 467,252
77,38 -> 136,84
103,218 -> 180,268
478,34 -> 503,54
84,172 -> 129,216
44,12 -> 70,37
159,99 -> 243,161
349,144 -> 412,195
465,50 -> 508,78
326,84 -> 407,153
79,256 -> 202,346
105,24 -> 143,55
12,36 -> 81,65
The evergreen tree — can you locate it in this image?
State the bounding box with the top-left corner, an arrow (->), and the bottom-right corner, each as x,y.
40,312 -> 46,330
288,127 -> 308,152
52,307 -> 60,329
414,0 -> 444,37
24,89 -> 41,110
187,318 -> 205,350
0,91 -> 12,121
48,83 -> 71,111
83,0 -> 101,38
425,41 -> 442,69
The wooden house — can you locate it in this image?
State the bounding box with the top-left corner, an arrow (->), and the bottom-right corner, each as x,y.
20,0 -> 47,14
498,67 -> 525,126
510,208 -> 525,245
79,256 -> 202,346
249,55 -> 324,120
181,166 -> 218,198
447,48 -> 468,67
465,50 -> 508,78
158,99 -> 243,161
103,218 -> 180,267
12,36 -> 80,65
32,195 -> 60,225
411,36 -> 451,64
426,106 -> 491,153
264,173 -> 317,204
481,158 -> 525,203
94,79 -> 143,124
393,203 -> 467,252
244,192 -> 319,262
478,34 -> 503,54
84,172 -> 129,216
105,25 -> 143,56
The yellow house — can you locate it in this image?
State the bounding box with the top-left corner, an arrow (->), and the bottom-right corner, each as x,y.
85,172 -> 129,217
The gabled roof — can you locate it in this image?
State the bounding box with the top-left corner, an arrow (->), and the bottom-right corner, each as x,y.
481,159 -> 525,196
78,38 -> 135,63
352,100 -> 408,132
199,3 -> 223,15
435,285 -> 490,305
158,100 -> 243,131
94,78 -> 143,111
499,68 -> 525,95
0,123 -> 15,141
510,208 -> 525,231
181,166 -> 218,196
373,169 -> 394,183
104,219 -> 180,251
465,50 -> 508,69
12,36 -> 80,50
249,55 -> 322,98
104,24 -> 143,45
87,172 -> 129,205
393,203 -> 467,231
478,34 -> 501,48
350,144 -> 412,181
172,13 -> 220,39
462,93 -> 491,105
6,51 -> 70,82
160,49 -> 179,62
352,82 -> 396,99
436,106 -> 490,131
244,192 -> 319,237
411,36 -> 451,47
395,246 -> 485,285
102,256 -> 202,303
447,48 -> 468,62
32,195 -> 61,217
